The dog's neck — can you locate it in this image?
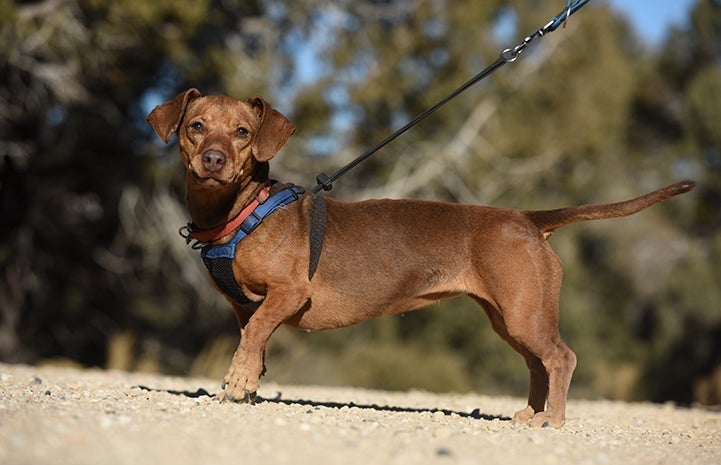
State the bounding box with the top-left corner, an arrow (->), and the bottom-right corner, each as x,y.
185,162 -> 270,230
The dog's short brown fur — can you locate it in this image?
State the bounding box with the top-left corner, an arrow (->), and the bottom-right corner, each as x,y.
147,89 -> 694,428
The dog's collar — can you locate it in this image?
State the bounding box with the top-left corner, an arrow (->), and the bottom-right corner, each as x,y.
181,182 -> 273,244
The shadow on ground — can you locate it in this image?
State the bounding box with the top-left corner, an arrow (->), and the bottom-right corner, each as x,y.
133,385 -> 510,422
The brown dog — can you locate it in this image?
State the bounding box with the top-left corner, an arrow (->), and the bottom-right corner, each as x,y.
147,88 -> 694,427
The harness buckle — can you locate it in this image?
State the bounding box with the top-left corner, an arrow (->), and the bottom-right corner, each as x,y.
178,224 -> 193,244
179,224 -> 205,249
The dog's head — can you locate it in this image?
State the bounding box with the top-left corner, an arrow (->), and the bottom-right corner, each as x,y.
146,88 -> 295,189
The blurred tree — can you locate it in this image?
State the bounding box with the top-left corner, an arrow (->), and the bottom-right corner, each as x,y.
627,0 -> 721,403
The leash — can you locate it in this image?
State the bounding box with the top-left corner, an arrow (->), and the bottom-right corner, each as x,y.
312,0 -> 593,194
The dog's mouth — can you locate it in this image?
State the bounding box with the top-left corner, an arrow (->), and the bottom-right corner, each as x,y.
186,154 -> 246,188
189,169 -> 230,186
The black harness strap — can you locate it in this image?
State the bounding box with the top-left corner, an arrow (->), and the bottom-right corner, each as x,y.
309,193 -> 326,280
202,255 -> 258,307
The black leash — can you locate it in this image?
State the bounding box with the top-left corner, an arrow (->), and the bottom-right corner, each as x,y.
312,0 -> 593,194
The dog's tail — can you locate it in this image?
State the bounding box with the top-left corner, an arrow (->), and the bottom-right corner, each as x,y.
526,180 -> 695,238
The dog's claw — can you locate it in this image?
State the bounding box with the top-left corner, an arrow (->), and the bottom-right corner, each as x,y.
221,381 -> 228,390
244,390 -> 257,404
216,385 -> 258,404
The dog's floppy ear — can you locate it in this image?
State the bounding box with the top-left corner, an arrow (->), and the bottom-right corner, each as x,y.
249,96 -> 296,162
147,88 -> 202,143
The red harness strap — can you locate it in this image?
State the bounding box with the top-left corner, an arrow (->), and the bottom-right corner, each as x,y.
188,182 -> 271,243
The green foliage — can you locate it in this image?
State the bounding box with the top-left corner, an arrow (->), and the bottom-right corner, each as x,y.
686,67 -> 721,149
1,0 -> 720,406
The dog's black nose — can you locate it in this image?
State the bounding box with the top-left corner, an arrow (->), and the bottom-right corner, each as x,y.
202,150 -> 226,172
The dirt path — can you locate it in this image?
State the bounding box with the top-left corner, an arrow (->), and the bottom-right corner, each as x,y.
1,363 -> 719,465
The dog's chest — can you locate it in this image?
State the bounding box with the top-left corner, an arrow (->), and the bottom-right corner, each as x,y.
199,186 -> 326,307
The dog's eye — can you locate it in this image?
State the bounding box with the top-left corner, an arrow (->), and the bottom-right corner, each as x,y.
191,122 -> 203,131
237,127 -> 249,136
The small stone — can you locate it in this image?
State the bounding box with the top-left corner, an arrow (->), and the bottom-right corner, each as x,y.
528,432 -> 545,444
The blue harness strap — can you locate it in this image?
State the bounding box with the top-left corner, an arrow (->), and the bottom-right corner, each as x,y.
201,185 -> 305,260
198,184 -> 321,307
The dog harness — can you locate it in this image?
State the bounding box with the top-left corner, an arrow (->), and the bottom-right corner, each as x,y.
180,183 -> 326,308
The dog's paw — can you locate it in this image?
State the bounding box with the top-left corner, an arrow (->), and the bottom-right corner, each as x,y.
511,405 -> 536,424
219,365 -> 261,403
511,406 -> 565,428
218,381 -> 259,403
527,411 -> 564,428
218,388 -> 257,404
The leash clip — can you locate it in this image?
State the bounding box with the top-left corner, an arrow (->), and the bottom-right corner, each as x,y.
315,172 -> 334,192
179,224 -> 205,249
502,33 -> 534,62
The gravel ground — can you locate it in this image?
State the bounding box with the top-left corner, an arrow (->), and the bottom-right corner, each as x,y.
1,362 -> 719,465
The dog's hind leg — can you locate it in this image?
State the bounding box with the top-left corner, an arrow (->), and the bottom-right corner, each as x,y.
473,296 -> 549,421
470,244 -> 576,427
519,330 -> 576,428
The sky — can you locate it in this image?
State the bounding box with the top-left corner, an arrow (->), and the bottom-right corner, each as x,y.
605,0 -> 697,45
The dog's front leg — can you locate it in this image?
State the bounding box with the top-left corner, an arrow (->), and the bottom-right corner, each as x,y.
220,289 -> 306,403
